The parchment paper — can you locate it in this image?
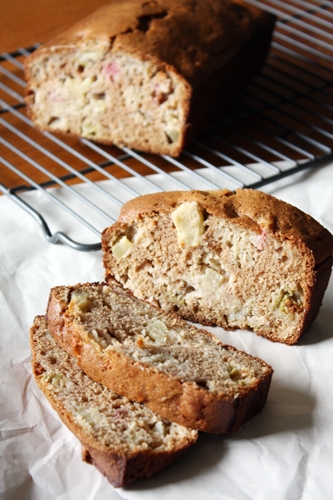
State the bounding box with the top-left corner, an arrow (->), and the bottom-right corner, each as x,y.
1,161 -> 333,500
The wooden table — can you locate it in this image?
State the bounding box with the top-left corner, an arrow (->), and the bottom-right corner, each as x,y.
0,0 -> 110,53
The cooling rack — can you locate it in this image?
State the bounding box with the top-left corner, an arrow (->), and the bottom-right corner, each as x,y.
1,0 -> 332,251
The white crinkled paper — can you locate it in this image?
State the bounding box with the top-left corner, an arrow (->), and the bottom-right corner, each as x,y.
1,162 -> 333,500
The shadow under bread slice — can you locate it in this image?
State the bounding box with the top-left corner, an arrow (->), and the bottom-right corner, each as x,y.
30,315 -> 198,488
46,282 -> 273,434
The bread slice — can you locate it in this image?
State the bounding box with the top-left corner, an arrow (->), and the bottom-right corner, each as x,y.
30,315 -> 198,487
102,188 -> 333,345
24,0 -> 275,156
46,281 -> 273,434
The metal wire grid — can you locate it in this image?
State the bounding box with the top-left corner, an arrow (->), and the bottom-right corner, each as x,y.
0,0 -> 332,251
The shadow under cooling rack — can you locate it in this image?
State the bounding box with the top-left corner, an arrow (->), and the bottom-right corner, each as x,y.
0,0 -> 333,251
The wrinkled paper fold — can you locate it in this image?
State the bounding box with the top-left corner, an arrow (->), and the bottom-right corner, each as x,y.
1,163 -> 333,500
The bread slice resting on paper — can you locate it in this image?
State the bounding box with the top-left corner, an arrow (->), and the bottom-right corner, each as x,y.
102,188 -> 333,345
30,315 -> 199,488
46,281 -> 273,434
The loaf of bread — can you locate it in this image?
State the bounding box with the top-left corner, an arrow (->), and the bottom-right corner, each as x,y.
30,315 -> 198,487
24,0 -> 275,156
102,188 -> 333,345
46,281 -> 273,434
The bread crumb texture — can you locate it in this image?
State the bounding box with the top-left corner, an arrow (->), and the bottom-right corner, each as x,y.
47,281 -> 273,433
102,188 -> 333,344
26,47 -> 189,155
67,285 -> 270,392
24,0 -> 275,155
30,315 -> 198,487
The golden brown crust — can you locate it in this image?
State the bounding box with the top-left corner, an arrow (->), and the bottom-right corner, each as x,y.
82,444 -> 195,487
46,282 -> 273,434
109,188 -> 333,266
26,0 -> 275,89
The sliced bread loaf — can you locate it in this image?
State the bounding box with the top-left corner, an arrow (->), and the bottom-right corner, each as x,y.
24,0 -> 275,156
102,188 -> 333,345
30,315 -> 198,487
46,282 -> 273,434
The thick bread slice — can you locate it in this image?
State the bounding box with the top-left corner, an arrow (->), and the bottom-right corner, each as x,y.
47,282 -> 273,434
30,315 -> 198,488
24,0 -> 275,156
102,188 -> 333,345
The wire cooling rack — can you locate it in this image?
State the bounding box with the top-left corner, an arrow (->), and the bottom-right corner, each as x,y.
1,0 -> 332,251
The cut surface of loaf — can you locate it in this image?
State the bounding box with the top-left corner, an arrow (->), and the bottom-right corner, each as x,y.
102,188 -> 333,345
24,0 -> 275,156
30,315 -> 198,488
46,282 -> 273,434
